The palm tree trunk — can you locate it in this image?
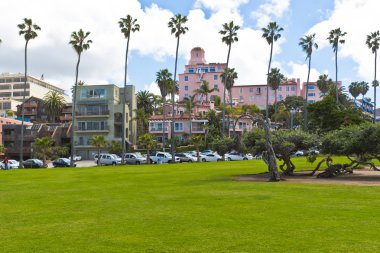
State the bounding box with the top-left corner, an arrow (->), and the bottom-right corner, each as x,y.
162,106 -> 166,151
266,43 -> 273,120
274,89 -> 278,112
222,44 -> 231,136
304,56 -> 311,131
335,47 -> 339,105
70,53 -> 81,167
230,91 -> 235,136
374,51 -> 377,123
19,40 -> 28,168
171,35 -> 180,161
121,37 -> 130,164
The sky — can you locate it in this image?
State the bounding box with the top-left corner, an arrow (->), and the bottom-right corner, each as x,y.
0,0 -> 379,105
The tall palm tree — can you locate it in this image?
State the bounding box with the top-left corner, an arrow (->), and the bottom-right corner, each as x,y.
156,69 -> 174,150
193,80 -> 219,103
17,18 -> 41,168
119,14 -> 140,163
139,133 -> 157,164
267,67 -> 285,113
219,21 -> 240,135
262,22 -> 283,120
43,91 -> 65,122
136,90 -> 154,115
327,28 -> 347,105
168,14 -> 188,160
359,81 -> 370,107
220,67 -> 238,135
348,81 -> 361,103
316,74 -> 333,96
366,30 -> 380,123
299,33 -> 318,130
91,135 -> 108,166
69,29 -> 92,167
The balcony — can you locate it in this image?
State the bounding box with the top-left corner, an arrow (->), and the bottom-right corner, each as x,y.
76,110 -> 110,118
74,126 -> 109,133
23,103 -> 38,108
191,126 -> 206,133
23,110 -> 37,115
60,115 -> 72,121
149,127 -> 168,133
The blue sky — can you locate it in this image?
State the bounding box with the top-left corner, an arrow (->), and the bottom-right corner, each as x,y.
0,0 -> 378,104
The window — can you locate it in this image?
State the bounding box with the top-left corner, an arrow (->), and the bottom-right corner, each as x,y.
80,88 -> 106,98
174,122 -> 183,131
184,93 -> 189,98
257,95 -> 261,100
308,85 -> 315,90
184,76 -> 189,82
13,83 -> 30,89
214,84 -> 218,89
256,88 -> 261,94
239,88 -> 243,93
213,74 -> 218,80
185,86 -> 188,91
2,103 -> 11,110
308,100 -> 315,103
188,68 -> 195,73
249,96 -> 254,102
278,87 -> 282,91
286,86 -> 290,91
0,85 -> 11,90
13,91 -> 29,97
308,93 -> 316,97
291,86 -> 295,91
249,88 -> 253,93
0,92 -> 12,97
210,67 -> 215,72
278,94 -> 283,100
239,96 -> 243,102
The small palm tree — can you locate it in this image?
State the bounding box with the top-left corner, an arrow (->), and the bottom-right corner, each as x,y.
33,137 -> 53,166
91,135 -> 108,166
190,135 -> 203,162
194,80 -> 219,103
366,30 -> 380,123
69,29 -> 92,167
180,95 -> 196,135
220,67 -> 238,135
139,133 -> 157,164
168,14 -> 189,160
327,28 -> 347,105
359,81 -> 370,107
348,82 -> 361,103
136,90 -> 154,115
17,18 -> 41,168
299,33 -> 318,130
219,21 -> 240,135
119,15 -> 140,163
133,107 -> 149,137
268,68 -> 286,113
44,91 -> 65,122
262,21 -> 284,120
316,74 -> 333,96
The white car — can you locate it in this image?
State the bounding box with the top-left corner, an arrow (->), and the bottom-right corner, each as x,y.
245,153 -> 253,160
224,152 -> 247,161
69,155 -> 82,161
294,150 -> 304,157
0,159 -> 19,169
149,152 -> 180,164
200,153 -> 222,162
98,154 -> 122,166
124,153 -> 147,165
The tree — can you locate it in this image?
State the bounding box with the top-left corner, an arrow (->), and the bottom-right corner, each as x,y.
136,90 -> 154,115
262,21 -> 283,120
119,14 -> 140,164
190,135 -> 203,162
133,107 -> 149,137
156,69 -> 175,150
168,14 -> 188,161
6,110 -> 15,118
180,95 -> 196,135
366,30 -> 380,123
210,136 -> 235,161
358,81 -> 369,107
71,80 -> 85,97
69,29 -> 92,167
327,28 -> 347,105
109,141 -> 122,156
219,21 -> 240,135
17,18 -> 41,168
33,137 -> 53,166
43,91 -> 65,122
299,33 -> 318,130
204,110 -> 222,146
91,135 -> 108,166
316,74 -> 333,96
348,82 -> 362,103
194,80 -> 219,103
267,67 -> 285,113
139,133 -> 157,164
220,67 -> 238,135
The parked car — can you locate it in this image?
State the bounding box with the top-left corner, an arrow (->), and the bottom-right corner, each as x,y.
53,158 -> 76,168
294,150 -> 304,157
149,152 -> 180,164
175,153 -> 196,163
245,153 -> 254,160
0,159 -> 20,169
69,155 -> 82,161
94,153 -> 107,164
201,149 -> 214,155
23,159 -> 45,168
224,152 -> 247,161
98,154 -> 122,166
308,148 -> 320,155
200,153 -> 222,162
124,153 -> 147,165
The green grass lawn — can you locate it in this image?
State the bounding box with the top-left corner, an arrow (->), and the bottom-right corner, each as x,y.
1,157 -> 380,252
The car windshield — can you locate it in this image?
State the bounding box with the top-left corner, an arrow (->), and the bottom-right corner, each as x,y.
61,158 -> 70,162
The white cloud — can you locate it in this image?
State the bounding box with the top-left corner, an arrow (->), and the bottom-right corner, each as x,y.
143,81 -> 161,96
251,0 -> 290,28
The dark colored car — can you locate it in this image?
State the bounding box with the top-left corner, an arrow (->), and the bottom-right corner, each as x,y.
23,159 -> 45,168
53,158 -> 76,168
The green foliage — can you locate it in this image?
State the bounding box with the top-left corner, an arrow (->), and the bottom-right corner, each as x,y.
33,137 -> 53,163
43,91 -> 66,122
52,146 -> 69,158
109,141 -> 122,156
210,136 -> 235,157
306,152 -> 317,165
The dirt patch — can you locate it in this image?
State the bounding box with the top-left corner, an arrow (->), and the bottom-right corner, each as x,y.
237,169 -> 380,186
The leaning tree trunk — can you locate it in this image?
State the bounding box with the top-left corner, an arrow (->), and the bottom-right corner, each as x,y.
171,35 -> 180,162
304,56 -> 311,131
335,47 -> 339,105
279,156 -> 296,176
266,43 -> 273,120
262,118 -> 280,181
222,44 -> 231,136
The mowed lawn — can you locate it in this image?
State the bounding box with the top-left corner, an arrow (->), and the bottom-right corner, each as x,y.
1,158 -> 380,252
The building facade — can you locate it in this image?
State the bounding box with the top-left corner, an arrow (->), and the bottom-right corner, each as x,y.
73,84 -> 137,159
300,81 -> 342,103
16,96 -> 47,123
0,98 -> 21,117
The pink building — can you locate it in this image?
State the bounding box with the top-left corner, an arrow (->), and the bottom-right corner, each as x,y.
178,47 -> 226,102
300,81 -> 342,103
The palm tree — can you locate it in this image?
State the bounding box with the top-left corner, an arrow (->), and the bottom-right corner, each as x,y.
359,81 -> 370,107
139,133 -> 157,164
267,67 -> 285,113
156,69 -> 174,150
91,135 -> 108,166
33,137 -> 53,166
262,22 -> 284,120
316,74 -> 333,96
17,18 -> 41,168
151,95 -> 162,115
194,80 -> 219,103
299,33 -> 318,130
219,21 -> 240,135
119,14 -> 140,163
133,107 -> 149,137
136,90 -> 154,115
348,82 -> 361,103
180,95 -> 196,135
43,91 -> 65,122
366,30 -> 380,123
168,14 -> 188,160
69,29 -> 92,167
327,28 -> 347,105
190,135 -> 203,162
220,67 -> 238,135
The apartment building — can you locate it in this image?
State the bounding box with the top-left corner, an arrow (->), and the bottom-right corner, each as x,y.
74,84 -> 137,159
0,98 -> 21,117
16,96 -> 47,123
300,81 -> 342,103
0,72 -> 68,102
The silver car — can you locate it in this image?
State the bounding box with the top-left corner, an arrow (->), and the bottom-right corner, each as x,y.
124,153 -> 147,165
